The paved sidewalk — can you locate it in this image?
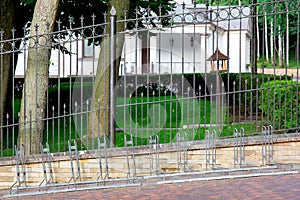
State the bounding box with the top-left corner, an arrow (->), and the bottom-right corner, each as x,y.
2,173 -> 300,200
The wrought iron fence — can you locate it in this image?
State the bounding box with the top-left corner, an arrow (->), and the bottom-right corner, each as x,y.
0,0 -> 299,158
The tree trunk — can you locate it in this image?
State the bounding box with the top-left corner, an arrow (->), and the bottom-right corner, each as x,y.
264,12 -> 269,63
286,6 -> 289,68
88,0 -> 130,148
0,0 -> 15,151
278,25 -> 283,68
256,15 -> 260,59
270,19 -> 275,66
19,0 -> 59,155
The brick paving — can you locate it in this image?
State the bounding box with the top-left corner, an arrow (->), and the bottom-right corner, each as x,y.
1,172 -> 300,200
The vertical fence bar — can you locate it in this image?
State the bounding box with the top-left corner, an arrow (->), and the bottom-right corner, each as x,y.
296,2 -> 300,130
86,100 -> 89,149
169,13 -> 174,144
57,20 -> 62,153
11,29 -> 16,156
109,7 -> 117,148
52,106 -> 55,152
45,23 -> 51,152
0,29 -> 3,157
68,17 -> 73,147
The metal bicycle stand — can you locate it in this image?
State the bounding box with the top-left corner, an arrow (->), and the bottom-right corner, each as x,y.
148,135 -> 160,175
205,130 -> 217,170
97,137 -> 109,185
234,128 -> 245,168
262,125 -> 273,165
68,140 -> 81,188
10,145 -> 26,195
39,142 -> 53,191
124,133 -> 136,182
176,132 -> 188,172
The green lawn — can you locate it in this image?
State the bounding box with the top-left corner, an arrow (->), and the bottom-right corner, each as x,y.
115,96 -> 214,129
2,96 -> 260,156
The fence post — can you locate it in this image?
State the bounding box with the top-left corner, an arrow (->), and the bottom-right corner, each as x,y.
109,6 -> 117,147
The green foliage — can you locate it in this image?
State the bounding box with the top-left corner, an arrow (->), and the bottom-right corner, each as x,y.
20,0 -> 36,4
259,80 -> 300,131
220,73 -> 291,116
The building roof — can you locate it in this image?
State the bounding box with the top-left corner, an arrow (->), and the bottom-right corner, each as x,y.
207,49 -> 229,61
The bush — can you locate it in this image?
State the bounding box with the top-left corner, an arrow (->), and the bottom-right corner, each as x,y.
259,80 -> 300,131
220,73 -> 291,116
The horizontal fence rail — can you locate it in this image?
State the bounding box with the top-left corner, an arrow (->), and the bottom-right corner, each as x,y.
0,0 -> 299,161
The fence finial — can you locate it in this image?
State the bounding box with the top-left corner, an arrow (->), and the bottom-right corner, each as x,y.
110,6 -> 116,16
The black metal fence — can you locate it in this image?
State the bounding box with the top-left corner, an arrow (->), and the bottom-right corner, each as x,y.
0,0 -> 299,157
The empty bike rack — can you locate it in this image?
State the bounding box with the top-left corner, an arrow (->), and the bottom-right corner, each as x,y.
124,133 -> 136,181
148,135 -> 160,175
262,125 -> 273,165
39,142 -> 53,191
176,132 -> 188,172
205,130 -> 217,170
68,140 -> 81,188
10,145 -> 26,194
233,128 -> 245,168
97,137 -> 109,184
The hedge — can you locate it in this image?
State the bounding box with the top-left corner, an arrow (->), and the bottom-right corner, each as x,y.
259,80 -> 300,131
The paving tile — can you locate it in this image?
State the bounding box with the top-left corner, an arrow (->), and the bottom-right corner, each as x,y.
2,173 -> 300,200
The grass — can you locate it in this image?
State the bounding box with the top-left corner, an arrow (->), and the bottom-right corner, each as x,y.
115,96 -> 214,129
2,95 -> 259,156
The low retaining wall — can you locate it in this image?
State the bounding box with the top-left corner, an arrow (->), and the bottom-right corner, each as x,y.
0,134 -> 300,189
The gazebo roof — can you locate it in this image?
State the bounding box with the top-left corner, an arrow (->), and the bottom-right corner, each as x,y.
207,49 -> 229,61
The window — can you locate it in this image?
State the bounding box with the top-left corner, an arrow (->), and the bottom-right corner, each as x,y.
83,39 -> 94,58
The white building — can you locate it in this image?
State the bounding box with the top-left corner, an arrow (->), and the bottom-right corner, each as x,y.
16,2 -> 252,77
119,3 -> 252,75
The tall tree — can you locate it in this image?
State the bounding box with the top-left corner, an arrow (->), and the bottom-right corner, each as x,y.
0,0 -> 15,150
19,0 -> 59,155
270,18 -> 274,66
256,15 -> 260,59
278,25 -> 283,68
88,0 -> 173,147
90,0 -> 131,147
285,2 -> 289,68
264,10 -> 269,63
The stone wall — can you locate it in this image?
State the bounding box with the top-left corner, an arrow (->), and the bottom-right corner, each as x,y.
0,134 -> 300,189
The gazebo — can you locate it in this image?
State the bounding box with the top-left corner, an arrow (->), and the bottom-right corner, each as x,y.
207,49 -> 229,72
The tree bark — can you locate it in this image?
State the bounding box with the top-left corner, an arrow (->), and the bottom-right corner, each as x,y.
278,25 -> 283,68
264,12 -> 269,63
256,15 -> 260,59
88,0 -> 130,148
270,19 -> 274,66
19,0 -> 59,155
0,0 -> 15,151
286,5 -> 289,68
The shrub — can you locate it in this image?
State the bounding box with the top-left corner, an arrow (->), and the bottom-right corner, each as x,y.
259,80 -> 300,131
220,73 -> 291,116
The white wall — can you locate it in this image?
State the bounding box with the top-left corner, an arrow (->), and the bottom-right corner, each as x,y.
227,31 -> 251,73
16,25 -> 251,77
15,38 -> 99,78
